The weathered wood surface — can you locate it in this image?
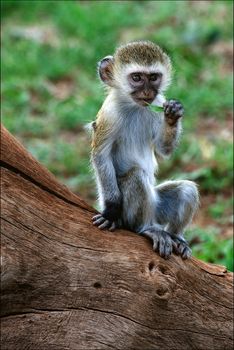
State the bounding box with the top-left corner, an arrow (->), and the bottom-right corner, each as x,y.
1,125 -> 233,350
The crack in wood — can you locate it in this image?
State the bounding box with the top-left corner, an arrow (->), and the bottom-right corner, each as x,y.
1,306 -> 230,340
1,216 -> 112,254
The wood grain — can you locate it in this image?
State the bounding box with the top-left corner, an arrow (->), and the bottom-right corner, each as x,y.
1,125 -> 233,350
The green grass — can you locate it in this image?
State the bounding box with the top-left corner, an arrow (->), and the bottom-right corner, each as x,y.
1,0 -> 233,269
187,227 -> 233,272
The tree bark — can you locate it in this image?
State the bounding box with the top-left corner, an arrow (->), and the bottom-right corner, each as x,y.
1,125 -> 233,350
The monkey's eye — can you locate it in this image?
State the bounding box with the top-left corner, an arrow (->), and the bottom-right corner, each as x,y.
131,73 -> 142,82
150,73 -> 161,81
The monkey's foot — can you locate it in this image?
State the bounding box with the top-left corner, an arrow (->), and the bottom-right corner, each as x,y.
171,235 -> 192,259
141,229 -> 173,259
92,214 -> 117,231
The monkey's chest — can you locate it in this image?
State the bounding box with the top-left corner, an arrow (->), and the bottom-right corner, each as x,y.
113,130 -> 157,177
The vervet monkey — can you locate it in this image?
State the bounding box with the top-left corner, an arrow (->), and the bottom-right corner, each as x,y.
90,41 -> 199,259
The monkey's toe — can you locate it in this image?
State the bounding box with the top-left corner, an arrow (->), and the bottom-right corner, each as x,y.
171,236 -> 192,259
93,213 -> 117,231
164,241 -> 173,259
92,214 -> 102,221
93,216 -> 106,226
109,222 -> 116,232
142,229 -> 173,259
158,237 -> 173,259
181,246 -> 192,259
98,220 -> 111,230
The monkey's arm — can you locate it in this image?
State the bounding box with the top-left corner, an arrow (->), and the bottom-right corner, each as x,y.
91,138 -> 122,230
153,100 -> 184,157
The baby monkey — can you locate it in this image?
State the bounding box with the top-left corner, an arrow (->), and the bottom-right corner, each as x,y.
91,41 -> 199,259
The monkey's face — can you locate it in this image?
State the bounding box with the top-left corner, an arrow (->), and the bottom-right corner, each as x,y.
98,41 -> 172,107
117,62 -> 170,107
127,72 -> 162,107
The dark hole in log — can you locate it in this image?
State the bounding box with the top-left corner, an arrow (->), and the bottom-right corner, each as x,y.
156,287 -> 167,296
158,265 -> 168,274
148,261 -> 155,271
93,282 -> 102,289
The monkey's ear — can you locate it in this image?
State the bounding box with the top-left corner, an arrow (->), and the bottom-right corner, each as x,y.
98,56 -> 114,86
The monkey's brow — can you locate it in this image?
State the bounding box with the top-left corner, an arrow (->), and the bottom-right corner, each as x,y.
129,70 -> 162,75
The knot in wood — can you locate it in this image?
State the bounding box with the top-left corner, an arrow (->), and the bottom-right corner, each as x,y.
156,285 -> 170,299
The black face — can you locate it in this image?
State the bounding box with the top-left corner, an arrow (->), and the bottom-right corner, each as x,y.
128,72 -> 162,106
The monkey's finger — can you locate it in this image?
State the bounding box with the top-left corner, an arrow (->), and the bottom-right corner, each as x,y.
98,220 -> 111,230
109,222 -> 116,232
93,217 -> 106,226
92,214 -> 102,221
174,108 -> 184,118
164,105 -> 170,115
169,99 -> 176,106
174,101 -> 182,107
176,104 -> 184,111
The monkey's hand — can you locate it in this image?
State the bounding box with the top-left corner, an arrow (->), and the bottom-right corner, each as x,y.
171,235 -> 192,259
164,100 -> 184,126
141,229 -> 173,259
92,201 -> 122,232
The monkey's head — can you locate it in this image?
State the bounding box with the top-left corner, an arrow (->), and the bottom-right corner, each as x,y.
98,41 -> 172,107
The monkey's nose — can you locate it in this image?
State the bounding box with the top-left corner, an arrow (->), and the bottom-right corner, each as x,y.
143,90 -> 155,99
143,90 -> 150,97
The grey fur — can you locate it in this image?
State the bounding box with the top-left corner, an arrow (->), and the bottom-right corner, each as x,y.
91,47 -> 199,259
92,149 -> 121,205
91,84 -> 199,260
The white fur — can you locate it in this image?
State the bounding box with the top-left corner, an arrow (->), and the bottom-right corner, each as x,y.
114,62 -> 171,94
152,94 -> 166,107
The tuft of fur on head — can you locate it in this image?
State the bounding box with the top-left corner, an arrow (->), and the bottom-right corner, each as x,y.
113,41 -> 172,94
114,41 -> 168,66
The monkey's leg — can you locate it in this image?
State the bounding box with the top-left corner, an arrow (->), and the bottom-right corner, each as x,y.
118,168 -> 174,259
155,180 -> 199,259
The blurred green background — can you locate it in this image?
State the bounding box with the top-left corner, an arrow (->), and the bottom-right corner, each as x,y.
1,0 -> 233,270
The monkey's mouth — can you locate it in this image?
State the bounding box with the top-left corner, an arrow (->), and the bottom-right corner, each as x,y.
135,98 -> 155,106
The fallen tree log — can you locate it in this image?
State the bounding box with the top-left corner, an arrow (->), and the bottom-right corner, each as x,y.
0,125 -> 233,350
